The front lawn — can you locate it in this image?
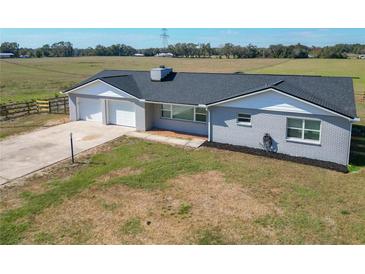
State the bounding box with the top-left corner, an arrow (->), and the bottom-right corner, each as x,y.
0,137 -> 364,244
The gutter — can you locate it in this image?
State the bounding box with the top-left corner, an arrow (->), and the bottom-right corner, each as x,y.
142,100 -> 202,107
207,108 -> 211,142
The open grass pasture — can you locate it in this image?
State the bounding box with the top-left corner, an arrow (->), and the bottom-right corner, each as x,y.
1,57 -> 364,124
0,57 -> 284,103
0,113 -> 69,139
0,137 -> 364,244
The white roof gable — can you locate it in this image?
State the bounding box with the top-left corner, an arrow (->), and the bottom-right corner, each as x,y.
67,79 -> 135,99
219,88 -> 333,116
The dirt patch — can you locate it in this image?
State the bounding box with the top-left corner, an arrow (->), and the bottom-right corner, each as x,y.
168,171 -> 269,220
137,154 -> 154,163
96,167 -> 143,183
22,171 -> 273,244
43,116 -> 69,127
0,188 -> 25,214
148,129 -> 207,141
0,176 -> 50,213
23,182 -> 161,244
82,134 -> 102,141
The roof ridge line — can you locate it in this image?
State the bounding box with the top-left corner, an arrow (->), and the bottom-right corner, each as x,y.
100,74 -> 130,79
98,70 -> 354,79
271,80 -> 285,86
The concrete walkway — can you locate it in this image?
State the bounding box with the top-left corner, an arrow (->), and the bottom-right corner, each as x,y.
0,121 -> 134,185
126,131 -> 206,148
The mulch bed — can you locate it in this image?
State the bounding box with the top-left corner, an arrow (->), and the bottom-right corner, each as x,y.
202,141 -> 348,173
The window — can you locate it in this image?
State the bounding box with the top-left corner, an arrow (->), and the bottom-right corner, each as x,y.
161,104 -> 172,118
287,118 -> 321,142
195,107 -> 207,122
172,105 -> 194,121
160,104 -> 207,123
237,113 -> 251,125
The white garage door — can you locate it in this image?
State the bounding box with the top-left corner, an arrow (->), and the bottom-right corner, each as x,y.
108,100 -> 136,127
78,97 -> 103,122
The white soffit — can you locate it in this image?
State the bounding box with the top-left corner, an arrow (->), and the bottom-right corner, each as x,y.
219,89 -> 333,116
69,80 -> 134,99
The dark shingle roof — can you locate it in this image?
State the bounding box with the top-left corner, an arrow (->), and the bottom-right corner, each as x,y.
65,70 -> 357,118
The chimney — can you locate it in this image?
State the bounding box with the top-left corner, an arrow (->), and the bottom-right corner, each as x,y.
150,65 -> 173,81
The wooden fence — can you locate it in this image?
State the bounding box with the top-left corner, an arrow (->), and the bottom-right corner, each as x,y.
0,96 -> 69,120
355,91 -> 365,103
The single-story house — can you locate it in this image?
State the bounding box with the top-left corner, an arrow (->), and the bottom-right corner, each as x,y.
64,67 -> 359,168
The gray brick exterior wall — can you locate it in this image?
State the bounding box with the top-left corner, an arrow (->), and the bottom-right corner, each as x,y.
209,106 -> 352,165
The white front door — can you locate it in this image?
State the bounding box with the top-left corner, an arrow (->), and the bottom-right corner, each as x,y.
78,97 -> 103,122
108,100 -> 136,127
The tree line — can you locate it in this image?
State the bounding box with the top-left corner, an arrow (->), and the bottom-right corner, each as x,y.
1,41 -> 364,59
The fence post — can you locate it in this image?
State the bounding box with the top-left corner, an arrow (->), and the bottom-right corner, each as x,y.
0,105 -> 8,120
64,97 -> 67,114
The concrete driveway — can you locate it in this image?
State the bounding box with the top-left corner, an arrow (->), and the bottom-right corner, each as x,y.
0,121 -> 135,185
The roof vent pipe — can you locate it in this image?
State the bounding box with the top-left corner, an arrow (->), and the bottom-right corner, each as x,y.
150,66 -> 173,81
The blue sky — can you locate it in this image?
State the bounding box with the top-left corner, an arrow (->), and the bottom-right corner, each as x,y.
1,29 -> 364,48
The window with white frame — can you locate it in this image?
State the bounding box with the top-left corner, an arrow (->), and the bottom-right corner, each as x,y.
237,113 -> 251,125
160,104 -> 207,123
161,104 -> 172,118
286,118 -> 321,142
195,107 -> 207,122
172,105 -> 194,121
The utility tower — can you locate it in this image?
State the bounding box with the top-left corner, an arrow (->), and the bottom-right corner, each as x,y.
160,28 -> 169,50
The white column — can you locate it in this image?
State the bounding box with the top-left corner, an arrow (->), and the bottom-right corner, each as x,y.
101,99 -> 107,125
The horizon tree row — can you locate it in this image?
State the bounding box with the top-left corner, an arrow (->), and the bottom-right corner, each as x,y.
1,41 -> 364,59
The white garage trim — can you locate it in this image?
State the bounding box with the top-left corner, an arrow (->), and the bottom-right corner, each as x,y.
107,99 -> 136,127
67,79 -> 139,100
77,97 -> 103,122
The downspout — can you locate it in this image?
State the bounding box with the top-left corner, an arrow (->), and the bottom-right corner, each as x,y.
207,107 -> 211,142
346,122 -> 352,166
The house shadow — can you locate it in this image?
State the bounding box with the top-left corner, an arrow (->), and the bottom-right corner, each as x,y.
350,124 -> 365,167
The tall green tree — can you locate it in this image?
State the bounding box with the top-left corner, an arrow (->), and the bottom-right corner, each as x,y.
0,42 -> 19,56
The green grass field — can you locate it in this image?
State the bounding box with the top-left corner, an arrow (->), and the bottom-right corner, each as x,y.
1,57 -> 364,123
0,137 -> 364,244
